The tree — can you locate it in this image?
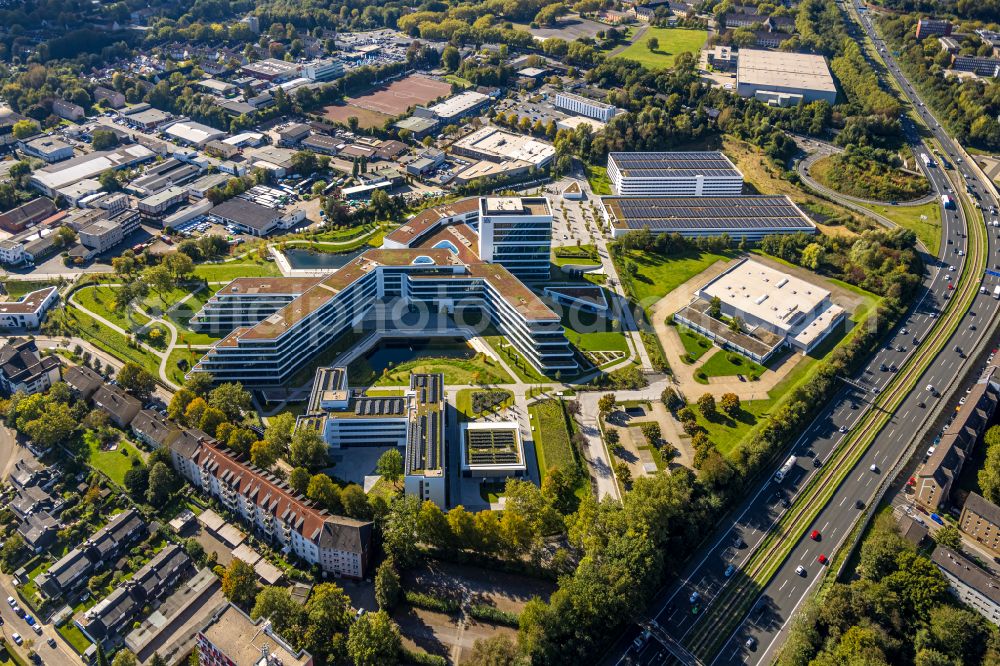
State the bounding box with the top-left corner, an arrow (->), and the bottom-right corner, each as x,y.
199,407 -> 228,437
598,393 -> 617,415
289,467 -> 311,495
111,650 -> 138,666
23,402 -> 77,448
613,460 -> 632,486
149,655 -> 167,666
168,388 -> 196,422
96,645 -> 110,666
251,438 -> 283,469
442,46 -> 461,71
184,397 -> 208,429
342,484 -> 371,520
12,119 -> 38,139
163,252 -> 194,282
647,36 -> 659,51
123,466 -> 149,500
932,525 -> 962,550
347,610 -> 402,666
697,393 -> 716,416
307,474 -> 342,512
661,387 -> 684,412
185,372 -> 214,397
142,264 -> 174,302
222,558 -> 258,607
91,129 -> 119,151
383,495 -> 421,568
376,448 -> 403,483
145,462 -> 174,507
0,534 -> 25,573
465,635 -> 520,666
117,362 -> 156,400
289,428 -> 328,469
251,586 -> 305,641
264,411 -> 296,454
708,296 -> 722,319
374,557 -> 401,611
303,583 -> 354,661
719,393 -> 741,416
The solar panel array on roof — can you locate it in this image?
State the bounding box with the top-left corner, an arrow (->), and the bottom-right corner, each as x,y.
609,152 -> 741,179
606,195 -> 814,231
466,429 -> 520,465
354,397 -> 405,416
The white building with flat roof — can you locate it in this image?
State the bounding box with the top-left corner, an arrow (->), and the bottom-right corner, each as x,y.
427,91 -> 491,122
452,126 -> 555,169
30,145 -> 155,196
693,257 -> 844,354
554,91 -> 617,122
164,121 -> 226,147
736,49 -> 837,106
607,151 -> 744,196
461,422 -> 526,480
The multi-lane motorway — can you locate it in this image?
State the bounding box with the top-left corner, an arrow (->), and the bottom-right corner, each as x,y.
610,5 -> 1000,665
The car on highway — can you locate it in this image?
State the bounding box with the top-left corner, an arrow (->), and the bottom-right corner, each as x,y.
633,629 -> 651,652
746,637 -> 757,650
689,591 -> 700,604
818,554 -> 828,565
46,637 -> 56,649
795,565 -> 807,576
12,633 -> 22,646
870,464 -> 879,473
810,530 -> 821,541
725,564 -> 736,577
813,457 -> 823,468
856,499 -> 866,509
839,425 -> 848,433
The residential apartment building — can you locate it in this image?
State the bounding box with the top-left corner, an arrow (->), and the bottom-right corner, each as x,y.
92,382 -> 142,428
607,151 -> 744,197
933,546 -> 1000,625
37,509 -> 147,599
77,544 -> 191,650
0,338 -> 60,395
960,492 -> 1000,556
554,91 -> 617,122
197,603 -> 313,666
951,55 -> 1000,77
915,367 -> 1000,512
916,18 -> 952,38
94,87 -> 126,109
52,99 -> 84,121
63,364 -> 104,400
169,434 -> 373,579
191,197 -> 575,384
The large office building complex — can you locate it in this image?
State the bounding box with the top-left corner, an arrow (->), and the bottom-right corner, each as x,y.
190,197 -> 574,385
736,49 -> 837,106
607,152 -> 744,197
600,195 -> 816,240
675,258 -> 845,363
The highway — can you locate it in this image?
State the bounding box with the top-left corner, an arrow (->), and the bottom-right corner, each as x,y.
609,4 -> 1000,665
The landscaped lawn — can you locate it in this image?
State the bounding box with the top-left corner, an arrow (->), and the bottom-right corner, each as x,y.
143,285 -> 197,313
677,326 -> 713,363
561,308 -> 629,353
482,335 -> 550,384
84,431 -> 145,487
697,350 -> 766,381
73,285 -> 150,332
169,287 -> 222,346
623,249 -> 734,307
352,354 -> 514,387
194,261 -> 281,282
552,244 -> 600,266
613,27 -> 708,69
167,347 -> 204,386
529,399 -> 577,479
585,164 -> 613,196
57,622 -> 92,653
61,307 -> 163,378
858,200 -> 942,256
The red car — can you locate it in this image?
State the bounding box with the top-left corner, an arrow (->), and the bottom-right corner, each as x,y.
948,283 -> 954,290
818,554 -> 828,565
810,530 -> 821,541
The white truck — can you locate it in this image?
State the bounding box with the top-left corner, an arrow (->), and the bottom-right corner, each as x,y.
774,455 -> 797,483
994,285 -> 1000,299
921,153 -> 934,167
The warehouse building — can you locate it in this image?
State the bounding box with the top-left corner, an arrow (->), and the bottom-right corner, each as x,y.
208,198 -> 283,237
600,194 -> 816,240
30,145 -> 155,197
451,126 -> 555,170
164,121 -> 226,147
674,257 -> 845,362
20,136 -> 74,163
425,91 -> 491,122
607,152 -> 744,197
736,49 -> 837,106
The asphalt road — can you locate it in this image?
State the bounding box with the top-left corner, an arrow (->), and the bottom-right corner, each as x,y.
609,7 -> 1000,665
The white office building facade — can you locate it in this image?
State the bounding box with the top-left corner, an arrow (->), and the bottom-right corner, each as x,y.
607,152 -> 745,197
555,92 -> 617,122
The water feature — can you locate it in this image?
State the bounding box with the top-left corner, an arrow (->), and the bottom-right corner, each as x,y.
282,247 -> 366,270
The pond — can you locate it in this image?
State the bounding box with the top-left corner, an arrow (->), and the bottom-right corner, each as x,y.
358,337 -> 475,376
282,247 -> 366,270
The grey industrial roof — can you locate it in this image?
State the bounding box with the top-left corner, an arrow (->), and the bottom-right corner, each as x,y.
602,195 -> 816,233
608,151 -> 741,179
210,198 -> 280,231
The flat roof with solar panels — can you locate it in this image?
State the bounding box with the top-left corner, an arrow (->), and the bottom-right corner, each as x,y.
461,422 -> 526,477
407,373 -> 445,478
607,151 -> 744,197
601,195 -> 816,240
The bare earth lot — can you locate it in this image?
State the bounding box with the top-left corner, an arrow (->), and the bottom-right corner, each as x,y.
323,74 -> 452,128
